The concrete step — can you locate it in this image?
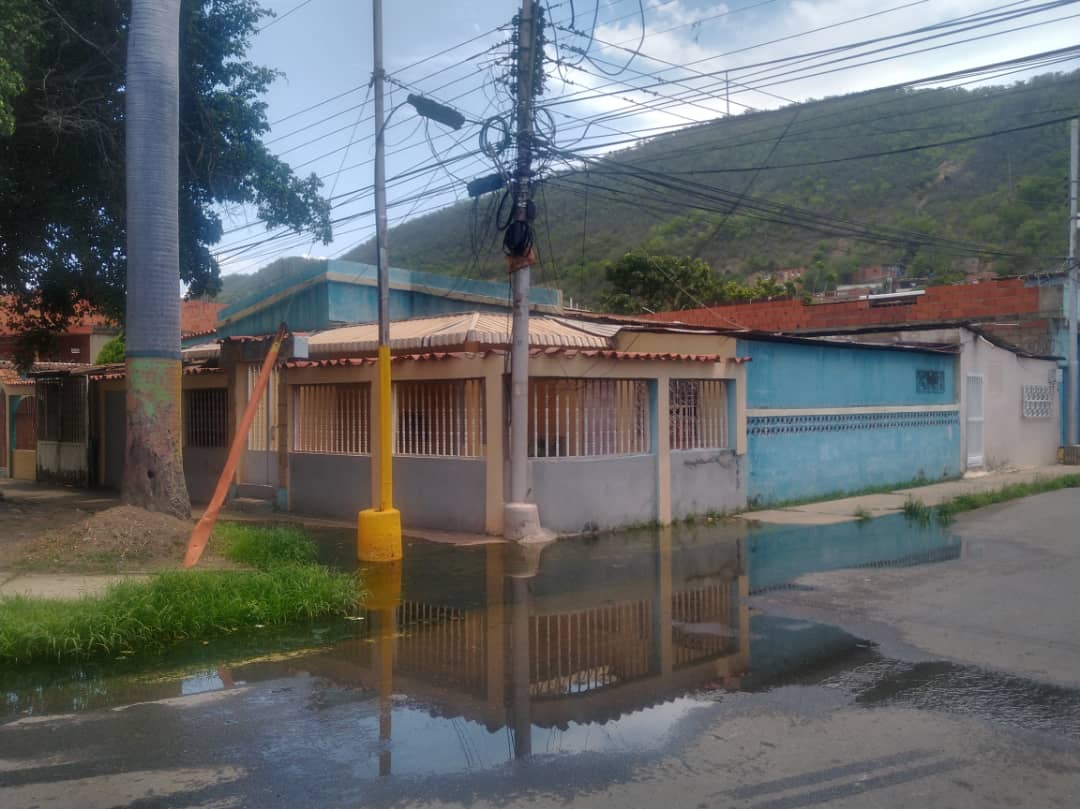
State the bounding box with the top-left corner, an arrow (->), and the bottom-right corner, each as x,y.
236,483 -> 275,501
231,497 -> 275,515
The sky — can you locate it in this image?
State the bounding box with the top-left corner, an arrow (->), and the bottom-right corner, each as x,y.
212,0 -> 1080,275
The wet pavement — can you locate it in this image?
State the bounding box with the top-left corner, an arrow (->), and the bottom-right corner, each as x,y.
2,504 -> 1079,808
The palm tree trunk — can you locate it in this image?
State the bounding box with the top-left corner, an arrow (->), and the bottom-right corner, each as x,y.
122,0 -> 190,518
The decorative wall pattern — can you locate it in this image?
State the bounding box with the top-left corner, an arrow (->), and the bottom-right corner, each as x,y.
748,410 -> 960,436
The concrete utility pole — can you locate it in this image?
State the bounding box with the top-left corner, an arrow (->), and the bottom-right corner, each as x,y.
1067,118 -> 1079,446
357,0 -> 402,561
503,0 -> 544,541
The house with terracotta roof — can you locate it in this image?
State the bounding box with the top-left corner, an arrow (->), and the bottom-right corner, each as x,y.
88,309 -> 749,534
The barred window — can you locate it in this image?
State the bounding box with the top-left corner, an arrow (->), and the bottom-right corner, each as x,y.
394,379 -> 484,458
670,379 -> 728,450
529,378 -> 650,458
35,376 -> 87,443
1021,384 -> 1053,419
185,388 -> 228,448
294,383 -> 370,454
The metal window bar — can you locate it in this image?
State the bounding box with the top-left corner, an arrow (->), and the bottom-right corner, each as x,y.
34,377 -> 87,443
393,379 -> 484,458
528,379 -> 650,458
184,388 -> 228,448
246,365 -> 279,451
294,383 -> 370,455
670,380 -> 728,450
1021,384 -> 1054,419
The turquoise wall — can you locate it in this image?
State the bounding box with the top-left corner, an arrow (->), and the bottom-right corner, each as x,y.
216,260 -> 561,339
737,338 -> 961,504
737,339 -> 956,408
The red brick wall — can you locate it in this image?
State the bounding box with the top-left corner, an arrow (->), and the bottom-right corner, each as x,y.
648,278 -> 1044,333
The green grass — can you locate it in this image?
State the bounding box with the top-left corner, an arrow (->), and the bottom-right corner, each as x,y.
214,522 -> 318,568
0,524 -> 362,665
902,474 -> 1080,526
935,474 -> 1080,521
853,506 -> 873,522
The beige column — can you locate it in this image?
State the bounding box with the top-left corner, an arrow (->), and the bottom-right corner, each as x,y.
484,364 -> 505,535
656,373 -> 671,525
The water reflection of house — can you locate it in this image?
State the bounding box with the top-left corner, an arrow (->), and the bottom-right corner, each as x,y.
226,529 -> 749,746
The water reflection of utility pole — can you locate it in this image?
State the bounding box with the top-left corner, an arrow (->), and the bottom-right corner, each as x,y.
375,606 -> 395,777
364,561 -> 402,778
509,574 -> 532,759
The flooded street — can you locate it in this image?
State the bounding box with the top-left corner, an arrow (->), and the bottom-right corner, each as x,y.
3,495 -> 1079,808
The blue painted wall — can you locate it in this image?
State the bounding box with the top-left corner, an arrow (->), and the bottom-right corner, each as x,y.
736,338 -> 956,408
736,337 -> 961,504
216,260 -> 561,338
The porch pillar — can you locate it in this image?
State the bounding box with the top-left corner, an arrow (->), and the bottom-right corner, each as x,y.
484,362 -> 505,535
654,374 -> 672,525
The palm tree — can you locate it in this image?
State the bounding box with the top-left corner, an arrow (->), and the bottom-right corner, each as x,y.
122,0 -> 190,518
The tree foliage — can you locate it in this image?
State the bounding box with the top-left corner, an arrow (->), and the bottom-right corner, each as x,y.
95,334 -> 125,363
0,0 -> 332,363
602,252 -> 794,314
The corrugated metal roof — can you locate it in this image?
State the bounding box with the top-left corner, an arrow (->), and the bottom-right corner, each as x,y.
306,312 -> 611,355
281,348 -> 732,368
182,342 -> 222,361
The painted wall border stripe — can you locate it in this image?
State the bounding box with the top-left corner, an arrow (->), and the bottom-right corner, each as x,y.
747,404 -> 960,418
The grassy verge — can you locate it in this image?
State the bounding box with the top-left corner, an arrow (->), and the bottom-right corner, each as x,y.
904,473 -> 1080,526
0,523 -> 362,665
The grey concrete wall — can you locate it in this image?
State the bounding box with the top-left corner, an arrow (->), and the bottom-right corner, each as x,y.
242,449 -> 279,487
530,454 -> 658,534
289,453 -> 371,520
183,447 -> 227,504
394,457 -> 487,533
670,449 -> 746,519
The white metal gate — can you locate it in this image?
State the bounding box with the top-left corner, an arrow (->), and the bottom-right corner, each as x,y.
966,373 -> 984,468
243,363 -> 278,486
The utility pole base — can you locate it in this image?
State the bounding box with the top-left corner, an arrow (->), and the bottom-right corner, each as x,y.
503,502 -> 549,542
358,508 -> 402,562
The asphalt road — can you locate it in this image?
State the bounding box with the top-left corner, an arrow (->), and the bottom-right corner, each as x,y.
2,491 -> 1079,809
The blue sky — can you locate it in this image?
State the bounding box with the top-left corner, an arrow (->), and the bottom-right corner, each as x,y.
213,0 -> 1080,274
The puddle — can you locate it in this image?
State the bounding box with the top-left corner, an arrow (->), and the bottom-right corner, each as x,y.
4,513 -> 1075,782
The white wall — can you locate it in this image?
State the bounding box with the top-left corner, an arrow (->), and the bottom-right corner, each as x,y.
963,335 -> 1059,470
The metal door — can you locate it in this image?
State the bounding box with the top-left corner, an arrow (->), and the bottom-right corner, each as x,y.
103,390 -> 126,490
966,373 -> 984,468
242,364 -> 278,487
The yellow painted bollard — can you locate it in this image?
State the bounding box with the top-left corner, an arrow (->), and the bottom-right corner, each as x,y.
359,344 -> 402,561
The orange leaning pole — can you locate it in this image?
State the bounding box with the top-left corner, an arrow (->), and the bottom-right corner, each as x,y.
183,323 -> 288,568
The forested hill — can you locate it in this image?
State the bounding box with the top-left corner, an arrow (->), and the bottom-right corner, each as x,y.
227,70 -> 1080,309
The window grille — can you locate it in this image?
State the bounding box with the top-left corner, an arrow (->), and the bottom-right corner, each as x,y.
185,388 -> 228,448
1021,384 -> 1053,419
246,365 -> 279,451
35,376 -> 87,443
529,378 -> 650,458
294,383 -> 370,455
394,379 -> 484,458
670,379 -> 728,450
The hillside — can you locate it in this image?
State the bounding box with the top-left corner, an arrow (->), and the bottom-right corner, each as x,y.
230,70 -> 1080,309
